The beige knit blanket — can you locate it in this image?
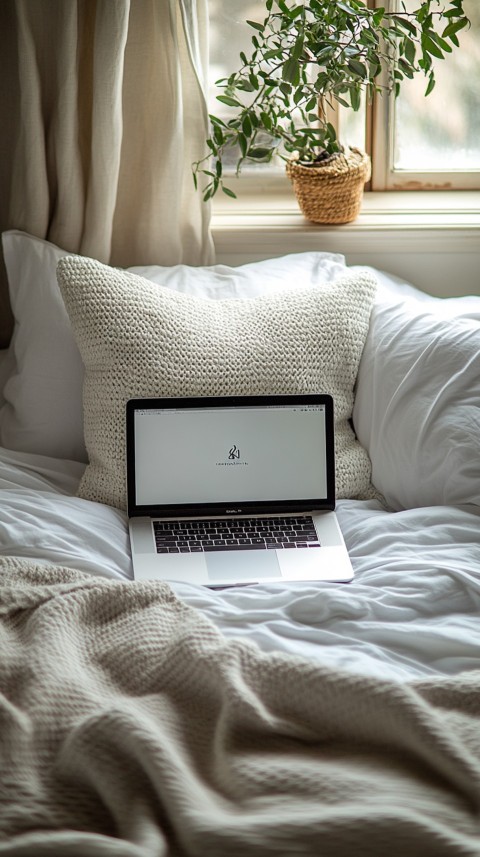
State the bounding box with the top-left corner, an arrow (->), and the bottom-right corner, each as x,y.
0,558 -> 479,857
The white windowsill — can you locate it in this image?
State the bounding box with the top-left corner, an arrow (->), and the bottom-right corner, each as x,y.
212,188 -> 480,297
213,189 -> 480,231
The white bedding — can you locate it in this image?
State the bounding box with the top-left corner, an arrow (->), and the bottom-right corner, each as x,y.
2,445 -> 479,684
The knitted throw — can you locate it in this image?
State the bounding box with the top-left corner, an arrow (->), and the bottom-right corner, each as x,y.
1,557 -> 480,856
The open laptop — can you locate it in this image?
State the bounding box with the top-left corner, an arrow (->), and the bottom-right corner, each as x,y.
127,394 -> 353,587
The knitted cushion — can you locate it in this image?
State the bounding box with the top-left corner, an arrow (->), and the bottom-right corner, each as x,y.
56,256 -> 377,510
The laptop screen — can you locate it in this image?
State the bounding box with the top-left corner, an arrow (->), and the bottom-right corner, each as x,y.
127,395 -> 335,516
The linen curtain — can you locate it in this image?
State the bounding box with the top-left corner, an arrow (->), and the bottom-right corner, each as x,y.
0,0 -> 214,348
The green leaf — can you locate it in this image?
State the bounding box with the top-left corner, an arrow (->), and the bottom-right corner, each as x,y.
421,35 -> 444,60
404,37 -> 416,65
369,58 -> 382,79
372,7 -> 385,26
442,17 -> 469,39
337,1 -> 357,14
289,5 -> 304,20
347,59 -> 368,79
247,147 -> 272,160
213,124 -> 224,145
259,111 -> 271,131
427,30 -> 452,53
398,57 -> 414,78
236,81 -> 255,92
246,20 -> 263,32
359,27 -> 379,46
282,56 -> 300,84
326,122 -> 337,142
292,34 -> 305,61
425,72 -> 436,96
418,54 -> 432,72
216,95 -> 242,107
242,113 -> 253,136
392,15 -> 417,36
209,114 -> 227,128
416,4 -> 428,24
264,48 -> 283,61
349,87 -> 361,111
237,133 -> 248,157
443,6 -> 465,17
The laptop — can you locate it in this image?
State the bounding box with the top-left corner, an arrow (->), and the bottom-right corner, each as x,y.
127,394 -> 353,587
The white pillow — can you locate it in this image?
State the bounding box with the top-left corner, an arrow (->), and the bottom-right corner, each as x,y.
0,230 -> 347,461
1,232 -> 86,460
56,256 -> 377,511
0,348 -> 15,408
353,277 -> 480,510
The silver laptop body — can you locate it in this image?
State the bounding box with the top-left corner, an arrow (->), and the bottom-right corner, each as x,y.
127,394 -> 353,587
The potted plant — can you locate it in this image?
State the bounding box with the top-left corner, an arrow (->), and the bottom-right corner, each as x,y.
193,0 -> 469,224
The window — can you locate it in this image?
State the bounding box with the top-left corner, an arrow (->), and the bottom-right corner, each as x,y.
208,0 -> 480,193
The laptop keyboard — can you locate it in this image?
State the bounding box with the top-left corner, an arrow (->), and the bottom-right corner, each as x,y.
153,516 -> 321,554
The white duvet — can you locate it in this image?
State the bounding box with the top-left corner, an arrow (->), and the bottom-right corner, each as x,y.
2,445 -> 480,684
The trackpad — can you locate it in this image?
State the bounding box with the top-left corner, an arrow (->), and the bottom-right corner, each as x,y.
206,550 -> 280,582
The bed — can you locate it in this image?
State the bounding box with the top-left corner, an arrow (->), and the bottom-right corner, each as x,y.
0,230 -> 479,856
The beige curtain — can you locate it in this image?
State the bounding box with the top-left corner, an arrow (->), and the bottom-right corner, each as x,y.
0,0 -> 214,347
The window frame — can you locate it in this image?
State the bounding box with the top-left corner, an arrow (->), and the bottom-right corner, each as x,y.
369,0 -> 480,191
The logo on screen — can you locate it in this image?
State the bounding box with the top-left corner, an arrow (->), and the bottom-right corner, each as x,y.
216,443 -> 248,467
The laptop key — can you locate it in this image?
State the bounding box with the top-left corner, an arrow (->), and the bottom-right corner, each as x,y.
204,544 -> 266,552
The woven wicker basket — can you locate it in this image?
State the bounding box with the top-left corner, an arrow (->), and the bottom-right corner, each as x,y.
286,148 -> 371,225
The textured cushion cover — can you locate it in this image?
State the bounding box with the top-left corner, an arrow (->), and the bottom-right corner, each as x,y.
0,230 -> 347,461
57,256 -> 377,510
353,273 -> 480,510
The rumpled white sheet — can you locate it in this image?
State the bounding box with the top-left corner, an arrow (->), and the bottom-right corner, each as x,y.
1,446 -> 480,683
